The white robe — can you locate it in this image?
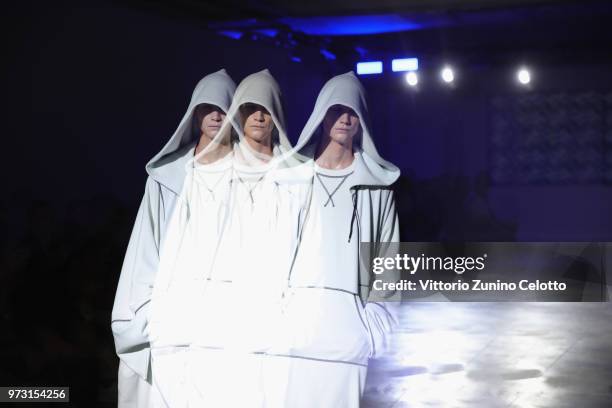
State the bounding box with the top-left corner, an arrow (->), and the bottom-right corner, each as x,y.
148,154 -> 302,407
148,152 -> 247,407
149,152 -> 234,347
111,69 -> 236,408
148,69 -> 299,407
112,164 -> 186,408
263,153 -> 397,407
260,71 -> 401,407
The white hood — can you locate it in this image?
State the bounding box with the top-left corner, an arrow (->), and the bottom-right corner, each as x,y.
192,69 -> 293,168
146,69 -> 236,193
291,71 -> 400,186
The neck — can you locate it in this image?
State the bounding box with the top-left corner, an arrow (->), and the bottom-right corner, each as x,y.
194,133 -> 231,164
244,135 -> 273,157
315,135 -> 354,169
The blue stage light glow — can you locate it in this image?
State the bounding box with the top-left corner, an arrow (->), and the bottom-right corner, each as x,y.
354,46 -> 368,57
320,49 -> 337,61
290,56 -> 302,63
254,29 -> 279,38
218,30 -> 243,40
279,15 -> 422,36
356,61 -> 383,75
392,58 -> 419,72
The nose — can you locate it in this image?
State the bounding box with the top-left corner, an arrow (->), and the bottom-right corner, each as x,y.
210,110 -> 222,121
339,112 -> 351,125
254,110 -> 265,122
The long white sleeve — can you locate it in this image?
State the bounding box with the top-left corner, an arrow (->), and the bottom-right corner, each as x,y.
111,176 -> 162,381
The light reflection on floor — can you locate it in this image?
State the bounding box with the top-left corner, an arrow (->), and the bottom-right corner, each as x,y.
362,303 -> 612,408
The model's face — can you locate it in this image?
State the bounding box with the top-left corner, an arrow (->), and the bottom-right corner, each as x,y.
322,104 -> 360,145
195,104 -> 226,140
240,103 -> 275,143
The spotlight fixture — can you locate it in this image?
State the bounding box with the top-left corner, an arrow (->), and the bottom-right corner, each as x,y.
441,66 -> 454,83
356,61 -> 383,75
517,67 -> 531,85
405,71 -> 418,87
392,58 -> 419,72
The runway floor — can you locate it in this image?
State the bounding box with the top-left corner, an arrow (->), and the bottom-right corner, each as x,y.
362,302 -> 612,408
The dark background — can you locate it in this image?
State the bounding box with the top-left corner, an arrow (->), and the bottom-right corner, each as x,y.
2,0 -> 612,405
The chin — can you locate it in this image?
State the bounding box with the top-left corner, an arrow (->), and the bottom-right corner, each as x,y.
330,133 -> 352,145
246,132 -> 267,143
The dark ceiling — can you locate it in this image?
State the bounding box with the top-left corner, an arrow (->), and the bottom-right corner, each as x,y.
119,0 -> 612,66
122,0 -> 574,20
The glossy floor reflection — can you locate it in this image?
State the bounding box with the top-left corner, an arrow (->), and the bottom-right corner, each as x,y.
363,303 -> 612,408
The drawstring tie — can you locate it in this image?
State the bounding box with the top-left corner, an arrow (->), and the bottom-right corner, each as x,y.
348,190 -> 361,242
315,171 -> 353,207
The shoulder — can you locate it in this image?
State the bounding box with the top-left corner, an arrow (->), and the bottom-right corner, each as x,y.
143,175 -> 162,194
270,160 -> 314,184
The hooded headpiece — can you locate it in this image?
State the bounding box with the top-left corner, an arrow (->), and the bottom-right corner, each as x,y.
290,71 -> 400,186
191,69 -> 292,168
146,69 -> 236,193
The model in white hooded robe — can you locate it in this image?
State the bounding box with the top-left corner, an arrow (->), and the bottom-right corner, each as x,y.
148,69 -> 301,407
262,71 -> 401,408
110,69 -> 236,408
209,69 -> 297,314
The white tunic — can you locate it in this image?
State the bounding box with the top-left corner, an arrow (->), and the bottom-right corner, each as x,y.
264,154 -> 372,408
148,153 -> 236,407
150,152 -> 300,407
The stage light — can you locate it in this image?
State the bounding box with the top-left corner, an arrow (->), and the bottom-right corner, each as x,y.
320,49 -> 337,61
392,58 -> 419,72
217,30 -> 243,40
254,29 -> 278,38
356,61 -> 383,75
405,71 -> 418,86
279,15 -> 422,36
441,66 -> 454,83
354,46 -> 368,58
517,67 -> 531,85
